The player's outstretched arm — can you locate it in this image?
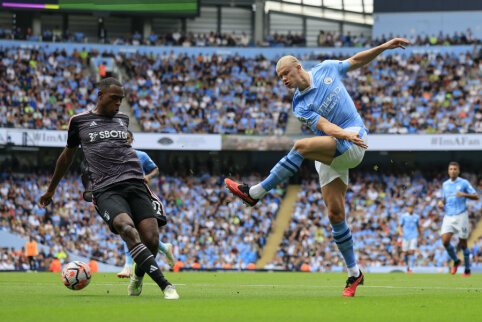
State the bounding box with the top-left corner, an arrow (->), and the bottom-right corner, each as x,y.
316,117 -> 368,149
347,37 -> 410,71
456,191 -> 479,200
39,146 -> 78,208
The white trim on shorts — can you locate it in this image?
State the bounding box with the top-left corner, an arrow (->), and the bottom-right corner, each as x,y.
315,126 -> 368,188
441,210 -> 469,239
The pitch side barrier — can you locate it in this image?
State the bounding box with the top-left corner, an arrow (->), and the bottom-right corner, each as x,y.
0,40 -> 478,59
1,128 -> 481,151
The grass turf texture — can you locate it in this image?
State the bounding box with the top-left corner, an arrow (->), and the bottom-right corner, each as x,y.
1,272 -> 481,321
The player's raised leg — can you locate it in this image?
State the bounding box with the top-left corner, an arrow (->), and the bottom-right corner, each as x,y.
442,232 -> 461,274
322,178 -> 363,297
159,242 -> 176,268
225,136 -> 336,206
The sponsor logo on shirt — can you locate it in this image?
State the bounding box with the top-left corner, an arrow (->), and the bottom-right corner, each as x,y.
317,86 -> 342,116
88,130 -> 128,142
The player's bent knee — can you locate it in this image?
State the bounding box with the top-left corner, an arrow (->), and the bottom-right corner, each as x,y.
114,220 -> 139,244
327,208 -> 345,223
293,140 -> 307,155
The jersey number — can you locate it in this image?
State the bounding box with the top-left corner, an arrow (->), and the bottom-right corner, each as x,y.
152,200 -> 163,216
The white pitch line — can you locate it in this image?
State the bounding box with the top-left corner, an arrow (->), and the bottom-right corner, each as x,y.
4,282 -> 481,291
239,284 -> 482,290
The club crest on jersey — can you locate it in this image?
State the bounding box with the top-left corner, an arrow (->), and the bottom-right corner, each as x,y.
456,185 -> 461,190
324,77 -> 333,85
118,119 -> 125,127
89,132 -> 98,142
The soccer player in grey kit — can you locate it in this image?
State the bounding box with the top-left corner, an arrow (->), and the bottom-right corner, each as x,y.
39,78 -> 179,299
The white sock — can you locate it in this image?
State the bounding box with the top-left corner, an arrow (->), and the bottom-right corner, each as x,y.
249,184 -> 267,199
347,264 -> 360,277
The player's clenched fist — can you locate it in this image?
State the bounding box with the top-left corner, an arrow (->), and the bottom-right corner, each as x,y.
39,190 -> 55,208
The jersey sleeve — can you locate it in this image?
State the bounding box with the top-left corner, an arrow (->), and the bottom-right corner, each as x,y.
337,60 -> 351,75
66,116 -> 81,148
323,59 -> 351,76
464,180 -> 477,194
399,216 -> 404,226
293,101 -> 320,133
139,151 -> 157,173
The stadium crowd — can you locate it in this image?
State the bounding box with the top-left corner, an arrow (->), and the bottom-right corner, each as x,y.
1,25 -> 479,47
1,44 -> 480,135
268,166 -> 482,271
0,162 -> 480,272
0,168 -> 282,271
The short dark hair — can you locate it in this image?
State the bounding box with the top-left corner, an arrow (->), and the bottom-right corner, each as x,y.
97,77 -> 122,92
449,161 -> 460,168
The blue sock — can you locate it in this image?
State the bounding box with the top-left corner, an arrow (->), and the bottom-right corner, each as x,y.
445,244 -> 459,262
463,248 -> 470,271
124,242 -> 133,265
159,241 -> 167,253
410,254 -> 415,268
332,221 -> 356,268
260,149 -> 304,191
404,254 -> 409,267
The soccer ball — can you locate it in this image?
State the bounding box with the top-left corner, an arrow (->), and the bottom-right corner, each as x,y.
61,261 -> 92,290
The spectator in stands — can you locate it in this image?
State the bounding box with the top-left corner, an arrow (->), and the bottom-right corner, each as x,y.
26,235 -> 38,270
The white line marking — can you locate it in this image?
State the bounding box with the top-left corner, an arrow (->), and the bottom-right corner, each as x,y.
240,284 -> 482,290
4,282 -> 481,291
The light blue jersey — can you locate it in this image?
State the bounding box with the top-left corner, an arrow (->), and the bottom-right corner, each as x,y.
442,177 -> 476,216
292,60 -> 366,155
135,150 -> 157,175
399,212 -> 420,240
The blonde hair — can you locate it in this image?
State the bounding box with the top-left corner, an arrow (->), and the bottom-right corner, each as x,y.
276,55 -> 301,71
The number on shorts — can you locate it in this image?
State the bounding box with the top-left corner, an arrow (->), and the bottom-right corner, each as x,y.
152,200 -> 162,216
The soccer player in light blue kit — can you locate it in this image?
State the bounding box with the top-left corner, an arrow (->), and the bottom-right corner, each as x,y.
117,130 -> 175,278
438,162 -> 479,277
226,38 -> 410,297
398,205 -> 421,274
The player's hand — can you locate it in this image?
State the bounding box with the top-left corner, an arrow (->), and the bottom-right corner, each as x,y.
344,133 -> 368,149
384,38 -> 410,50
456,191 -> 464,197
437,200 -> 445,209
143,176 -> 151,185
39,190 -> 55,208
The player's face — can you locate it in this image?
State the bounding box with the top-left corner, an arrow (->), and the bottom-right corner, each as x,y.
448,165 -> 460,179
407,206 -> 414,214
127,133 -> 133,144
277,64 -> 300,89
98,85 -> 124,117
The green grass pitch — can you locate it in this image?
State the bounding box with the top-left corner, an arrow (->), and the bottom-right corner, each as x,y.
1,272 -> 481,321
